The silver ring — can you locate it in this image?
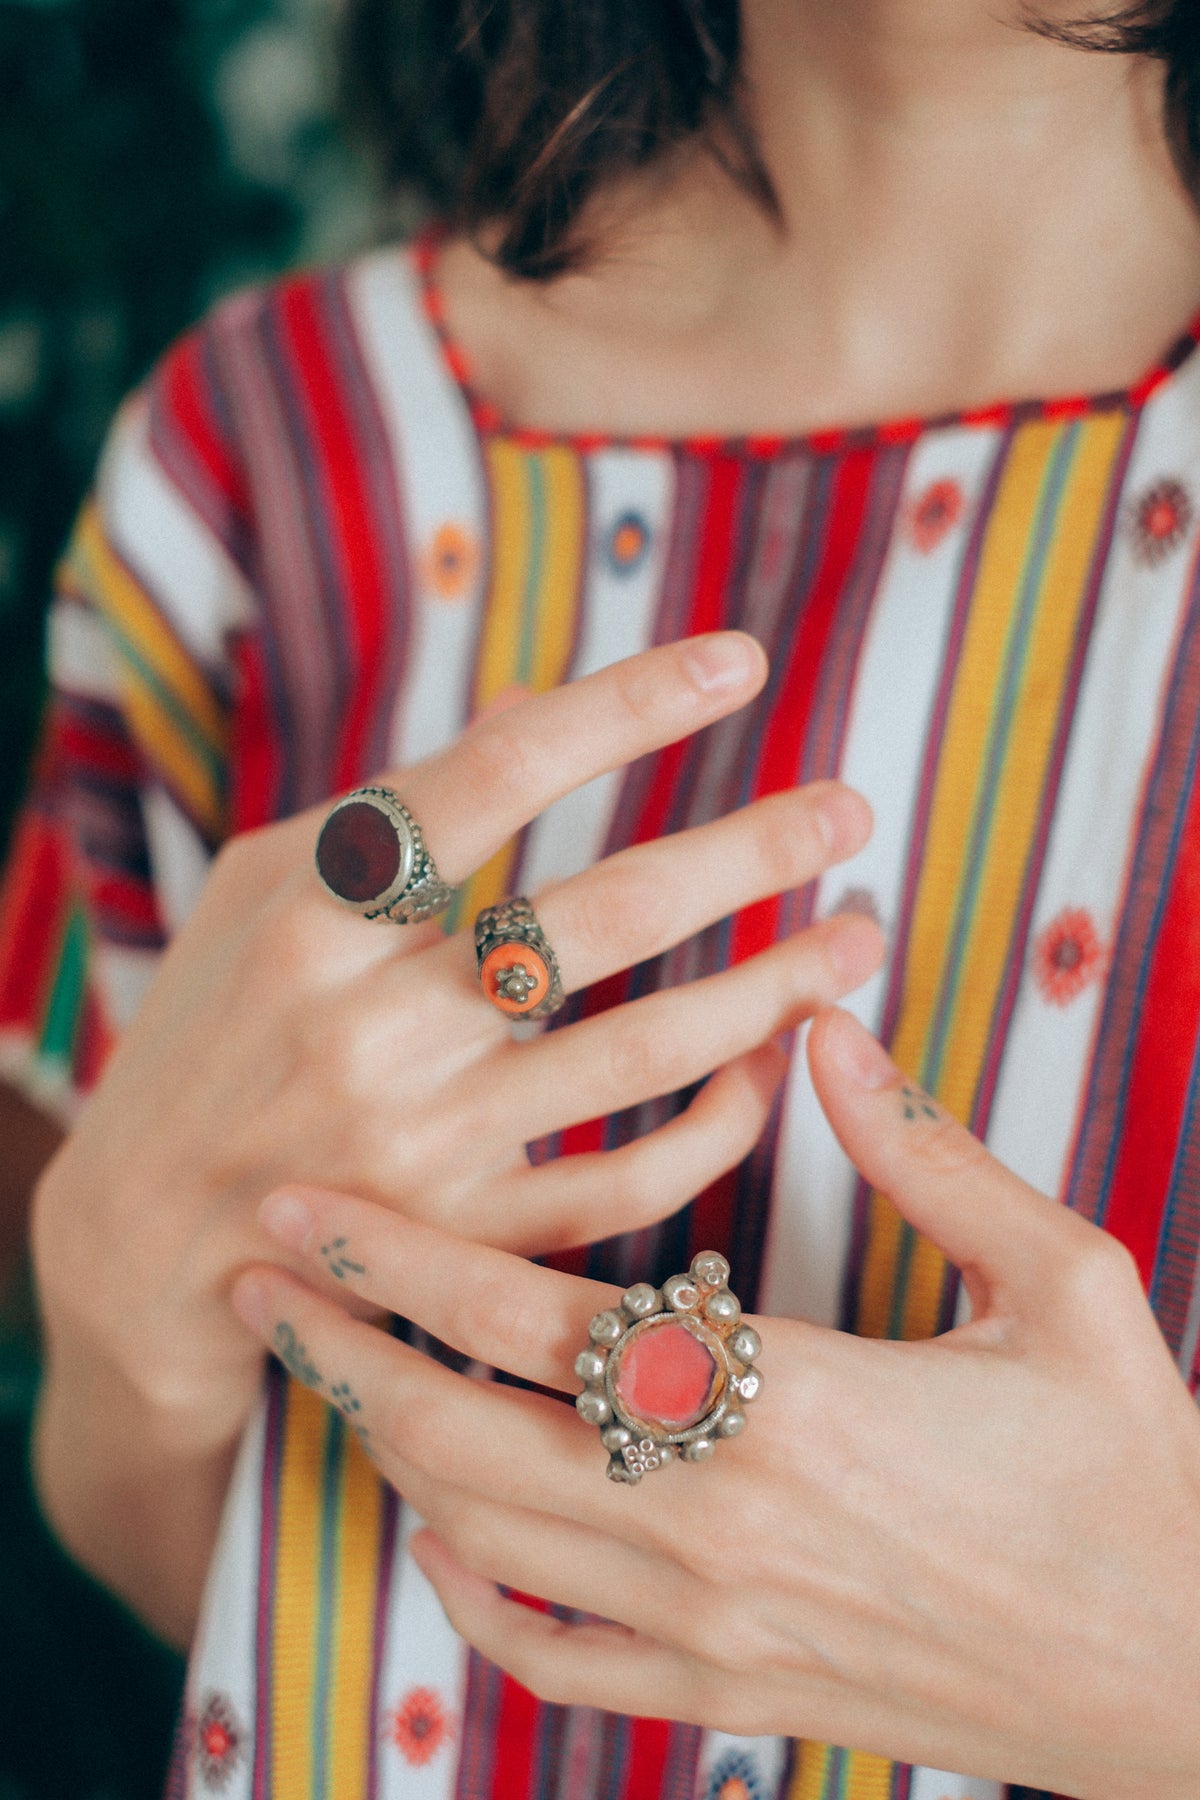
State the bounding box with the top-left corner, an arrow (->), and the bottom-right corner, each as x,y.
474,896 -> 565,1019
574,1252 -> 762,1483
315,786 -> 456,924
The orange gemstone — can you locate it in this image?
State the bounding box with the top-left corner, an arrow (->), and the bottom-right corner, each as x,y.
480,942 -> 550,1014
613,1320 -> 719,1432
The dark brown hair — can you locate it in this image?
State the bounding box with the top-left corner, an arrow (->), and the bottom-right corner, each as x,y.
340,0 -> 1200,280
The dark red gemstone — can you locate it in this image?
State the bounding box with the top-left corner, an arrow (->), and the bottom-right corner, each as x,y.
316,800 -> 402,903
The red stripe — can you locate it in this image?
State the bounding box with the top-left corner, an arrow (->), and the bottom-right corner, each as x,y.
89,870 -> 161,935
163,331 -> 243,508
230,633 -> 281,833
1100,768 -> 1200,1283
619,1718 -> 673,1800
730,446 -> 874,963
486,1598 -> 553,1800
277,280 -> 390,791
0,814 -> 70,1031
55,710 -> 143,784
72,983 -> 113,1091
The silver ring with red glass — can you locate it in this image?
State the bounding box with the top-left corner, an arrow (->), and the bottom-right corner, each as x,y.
574,1251 -> 763,1483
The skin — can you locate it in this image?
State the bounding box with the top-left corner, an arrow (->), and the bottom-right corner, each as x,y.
8,0 -> 1200,1775
229,1009 -> 1200,1799
29,634 -> 883,1645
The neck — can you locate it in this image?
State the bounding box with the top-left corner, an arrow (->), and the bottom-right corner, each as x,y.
439,1 -> 1200,436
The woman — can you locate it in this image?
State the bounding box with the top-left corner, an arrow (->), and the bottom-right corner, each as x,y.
2,1 -> 1199,1795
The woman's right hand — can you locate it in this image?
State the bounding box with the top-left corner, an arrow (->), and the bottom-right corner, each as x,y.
32,630 -> 880,1501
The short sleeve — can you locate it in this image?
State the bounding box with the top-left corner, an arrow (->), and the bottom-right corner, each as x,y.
0,315 -> 257,1118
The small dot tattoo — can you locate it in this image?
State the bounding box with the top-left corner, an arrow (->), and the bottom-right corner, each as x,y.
330,1381 -> 369,1446
274,1321 -> 322,1389
320,1236 -> 367,1281
900,1083 -> 940,1123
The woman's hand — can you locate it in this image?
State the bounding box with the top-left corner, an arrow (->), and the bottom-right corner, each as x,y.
232,1008 -> 1200,1800
30,633 -> 881,1637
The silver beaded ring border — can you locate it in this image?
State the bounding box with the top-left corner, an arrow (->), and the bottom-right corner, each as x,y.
574,1252 -> 763,1484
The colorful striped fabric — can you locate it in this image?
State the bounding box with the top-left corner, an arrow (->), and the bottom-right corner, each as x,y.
3,232 -> 1200,1800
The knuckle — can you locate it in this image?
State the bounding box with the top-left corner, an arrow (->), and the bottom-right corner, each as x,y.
568,862 -> 674,969
259,896 -> 329,987
1054,1225 -> 1140,1312
907,1114 -> 991,1182
455,717 -> 538,808
747,795 -> 826,890
604,1011 -> 685,1098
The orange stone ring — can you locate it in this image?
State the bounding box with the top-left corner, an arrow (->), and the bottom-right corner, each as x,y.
574,1252 -> 763,1483
474,896 -> 565,1020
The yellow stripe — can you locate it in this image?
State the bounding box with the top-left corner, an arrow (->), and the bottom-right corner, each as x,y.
271,1381 -> 327,1797
787,1745 -> 896,1800
67,504 -> 227,836
788,1743 -> 835,1800
328,1434 -> 386,1797
452,443 -> 586,923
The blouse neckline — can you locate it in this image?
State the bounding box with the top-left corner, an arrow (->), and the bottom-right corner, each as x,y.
412,224 -> 1200,462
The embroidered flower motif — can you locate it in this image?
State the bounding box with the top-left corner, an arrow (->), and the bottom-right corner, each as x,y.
605,510 -> 651,575
421,521 -> 481,601
703,1749 -> 767,1800
1129,477 -> 1193,567
906,478 -> 965,554
830,885 -> 884,930
1032,907 -> 1104,1006
387,1684 -> 453,1767
195,1692 -> 244,1790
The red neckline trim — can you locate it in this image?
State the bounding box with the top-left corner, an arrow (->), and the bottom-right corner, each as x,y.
412,224 -> 1200,460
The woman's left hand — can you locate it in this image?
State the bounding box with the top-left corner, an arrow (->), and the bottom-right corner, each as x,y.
231,1007 -> 1200,1800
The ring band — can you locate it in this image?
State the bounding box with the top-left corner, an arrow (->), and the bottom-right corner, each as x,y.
574,1252 -> 762,1483
315,786 -> 456,923
474,897 -> 565,1019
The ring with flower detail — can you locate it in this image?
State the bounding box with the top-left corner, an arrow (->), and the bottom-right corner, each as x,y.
474,896 -> 565,1019
574,1252 -> 762,1483
315,786 -> 456,924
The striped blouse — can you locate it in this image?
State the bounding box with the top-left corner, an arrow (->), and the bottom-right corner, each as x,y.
3,231 -> 1200,1800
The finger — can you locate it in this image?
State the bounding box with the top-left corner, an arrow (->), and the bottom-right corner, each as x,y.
490,912 -> 883,1143
806,1008 -> 1122,1315
254,1198 -> 617,1392
395,1477 -> 691,1643
383,633 -> 768,882
410,1529 -> 704,1721
479,1043 -> 787,1255
531,781 -> 873,996
228,1265 -> 619,1524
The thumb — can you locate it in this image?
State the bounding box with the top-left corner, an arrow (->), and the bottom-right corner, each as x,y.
806,1007 -> 1102,1319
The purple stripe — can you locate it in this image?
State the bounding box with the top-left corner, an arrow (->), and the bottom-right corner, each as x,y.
251,1363 -> 286,1798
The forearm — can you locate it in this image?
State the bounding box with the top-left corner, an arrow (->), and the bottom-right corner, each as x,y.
32,1338 -> 237,1651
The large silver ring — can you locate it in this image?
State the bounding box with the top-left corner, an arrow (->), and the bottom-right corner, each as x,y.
474,896 -> 565,1019
315,786 -> 456,924
574,1252 -> 762,1483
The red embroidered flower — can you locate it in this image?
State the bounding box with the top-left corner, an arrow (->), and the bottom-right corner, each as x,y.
195,1692 -> 244,1790
388,1685 -> 453,1767
1032,908 -> 1104,1006
1129,477 -> 1193,567
907,478 -> 965,554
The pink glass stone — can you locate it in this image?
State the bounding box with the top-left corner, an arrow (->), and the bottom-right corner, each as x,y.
317,800 -> 401,903
613,1321 -> 719,1431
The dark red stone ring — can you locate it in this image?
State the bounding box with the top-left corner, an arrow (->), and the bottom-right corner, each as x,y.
574,1253 -> 763,1483
315,786 -> 456,924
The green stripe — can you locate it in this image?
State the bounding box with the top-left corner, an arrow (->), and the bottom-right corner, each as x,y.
105,611 -> 227,795
517,456 -> 547,687
311,1409 -> 345,1800
37,904 -> 88,1067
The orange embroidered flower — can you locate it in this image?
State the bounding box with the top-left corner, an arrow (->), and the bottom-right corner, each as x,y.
906,478 -> 965,554
421,521 -> 480,601
1032,907 -> 1104,1006
388,1685 -> 453,1767
606,510 -> 651,574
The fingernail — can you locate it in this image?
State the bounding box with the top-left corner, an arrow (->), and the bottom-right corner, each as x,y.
258,1191 -> 315,1251
828,913 -> 886,987
683,633 -> 762,694
813,785 -> 873,855
230,1274 -> 270,1335
827,1008 -> 896,1089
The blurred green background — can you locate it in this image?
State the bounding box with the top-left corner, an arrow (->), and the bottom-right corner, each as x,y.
0,0 -> 381,856
0,4 -> 384,1791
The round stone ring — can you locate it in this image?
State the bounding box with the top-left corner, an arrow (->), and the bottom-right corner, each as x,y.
474,897 -> 565,1020
315,787 -> 456,924
574,1252 -> 763,1483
